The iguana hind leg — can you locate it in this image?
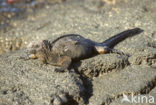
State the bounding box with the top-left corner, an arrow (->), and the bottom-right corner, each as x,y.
95,46 -> 110,54
95,46 -> 126,55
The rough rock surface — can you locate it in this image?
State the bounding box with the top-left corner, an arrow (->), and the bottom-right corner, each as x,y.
89,65 -> 156,105
110,87 -> 156,105
0,50 -> 86,105
73,54 -> 129,78
0,0 -> 156,105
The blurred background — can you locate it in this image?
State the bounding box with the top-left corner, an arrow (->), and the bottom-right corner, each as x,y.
0,0 -> 66,31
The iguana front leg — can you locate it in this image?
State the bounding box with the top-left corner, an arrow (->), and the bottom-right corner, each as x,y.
52,56 -> 72,72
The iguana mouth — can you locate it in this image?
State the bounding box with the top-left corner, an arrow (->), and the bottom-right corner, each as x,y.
28,54 -> 37,59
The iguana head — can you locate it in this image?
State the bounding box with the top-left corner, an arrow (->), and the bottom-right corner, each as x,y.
26,40 -> 52,63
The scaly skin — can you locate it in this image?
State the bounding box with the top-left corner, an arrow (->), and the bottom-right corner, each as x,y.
22,28 -> 143,72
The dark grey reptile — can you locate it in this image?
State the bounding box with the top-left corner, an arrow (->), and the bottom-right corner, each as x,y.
21,28 -> 143,72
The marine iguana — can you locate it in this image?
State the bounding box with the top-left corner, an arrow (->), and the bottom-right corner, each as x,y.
21,28 -> 143,72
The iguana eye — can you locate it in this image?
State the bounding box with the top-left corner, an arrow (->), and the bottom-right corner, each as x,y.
29,50 -> 36,54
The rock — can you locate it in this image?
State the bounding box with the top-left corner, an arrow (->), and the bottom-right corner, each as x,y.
0,50 -> 86,105
0,0 -> 156,105
110,87 -> 156,105
129,47 -> 156,66
74,54 -> 129,78
89,65 -> 156,105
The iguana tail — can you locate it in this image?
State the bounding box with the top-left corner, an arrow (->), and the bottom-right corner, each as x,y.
101,28 -> 143,48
